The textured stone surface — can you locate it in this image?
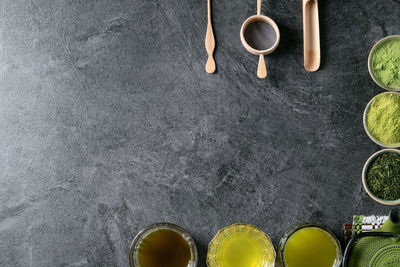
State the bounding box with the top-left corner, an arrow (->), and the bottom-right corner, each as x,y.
1,0 -> 400,266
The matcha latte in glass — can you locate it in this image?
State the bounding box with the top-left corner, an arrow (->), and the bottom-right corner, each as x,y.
279,224 -> 342,267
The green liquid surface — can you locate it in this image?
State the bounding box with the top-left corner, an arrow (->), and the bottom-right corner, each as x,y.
207,224 -> 275,267
283,227 -> 340,267
138,229 -> 191,267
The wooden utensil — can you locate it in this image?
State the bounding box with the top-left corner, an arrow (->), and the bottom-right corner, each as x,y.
303,0 -> 320,72
240,0 -> 280,79
205,0 -> 216,73
256,0 -> 267,79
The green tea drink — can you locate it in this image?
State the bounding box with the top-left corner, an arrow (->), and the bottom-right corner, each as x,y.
138,229 -> 191,267
207,224 -> 276,267
283,227 -> 341,267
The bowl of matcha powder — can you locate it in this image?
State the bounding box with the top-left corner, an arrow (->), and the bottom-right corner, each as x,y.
364,92 -> 400,148
362,149 -> 400,205
368,35 -> 400,91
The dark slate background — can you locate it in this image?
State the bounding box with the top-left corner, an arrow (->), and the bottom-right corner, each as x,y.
1,0 -> 399,266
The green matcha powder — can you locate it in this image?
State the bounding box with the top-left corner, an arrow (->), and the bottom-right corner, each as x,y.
367,93 -> 400,145
371,38 -> 400,88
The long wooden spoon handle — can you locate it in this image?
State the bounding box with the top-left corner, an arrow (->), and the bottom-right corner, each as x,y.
257,55 -> 267,79
205,0 -> 216,73
303,0 -> 320,72
257,0 -> 262,15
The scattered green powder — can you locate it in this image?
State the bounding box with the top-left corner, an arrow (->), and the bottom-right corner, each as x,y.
366,152 -> 400,200
366,93 -> 400,145
371,38 -> 400,88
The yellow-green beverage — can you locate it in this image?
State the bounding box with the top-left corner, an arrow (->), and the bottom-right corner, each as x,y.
207,223 -> 275,267
282,226 -> 341,267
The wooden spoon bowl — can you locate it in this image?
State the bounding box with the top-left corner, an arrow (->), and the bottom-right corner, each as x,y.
303,0 -> 320,72
240,14 -> 280,79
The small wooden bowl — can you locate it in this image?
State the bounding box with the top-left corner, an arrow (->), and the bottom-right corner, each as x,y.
368,35 -> 400,91
240,14 -> 280,79
362,149 -> 400,205
363,92 -> 400,148
240,15 -> 280,56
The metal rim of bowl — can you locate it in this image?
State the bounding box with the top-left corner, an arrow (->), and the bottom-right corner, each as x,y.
362,149 -> 400,205
129,222 -> 198,267
278,224 -> 343,267
363,91 -> 400,148
368,35 -> 400,91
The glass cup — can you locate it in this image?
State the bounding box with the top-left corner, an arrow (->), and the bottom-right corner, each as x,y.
279,224 -> 342,267
129,223 -> 197,267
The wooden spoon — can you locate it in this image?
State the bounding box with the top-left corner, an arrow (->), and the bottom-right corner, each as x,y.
257,54 -> 267,79
240,0 -> 279,79
303,0 -> 320,72
256,0 -> 267,79
205,0 -> 216,73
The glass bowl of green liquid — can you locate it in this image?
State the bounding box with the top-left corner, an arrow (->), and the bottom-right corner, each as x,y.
279,224 -> 342,267
129,223 -> 197,267
207,223 -> 276,267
